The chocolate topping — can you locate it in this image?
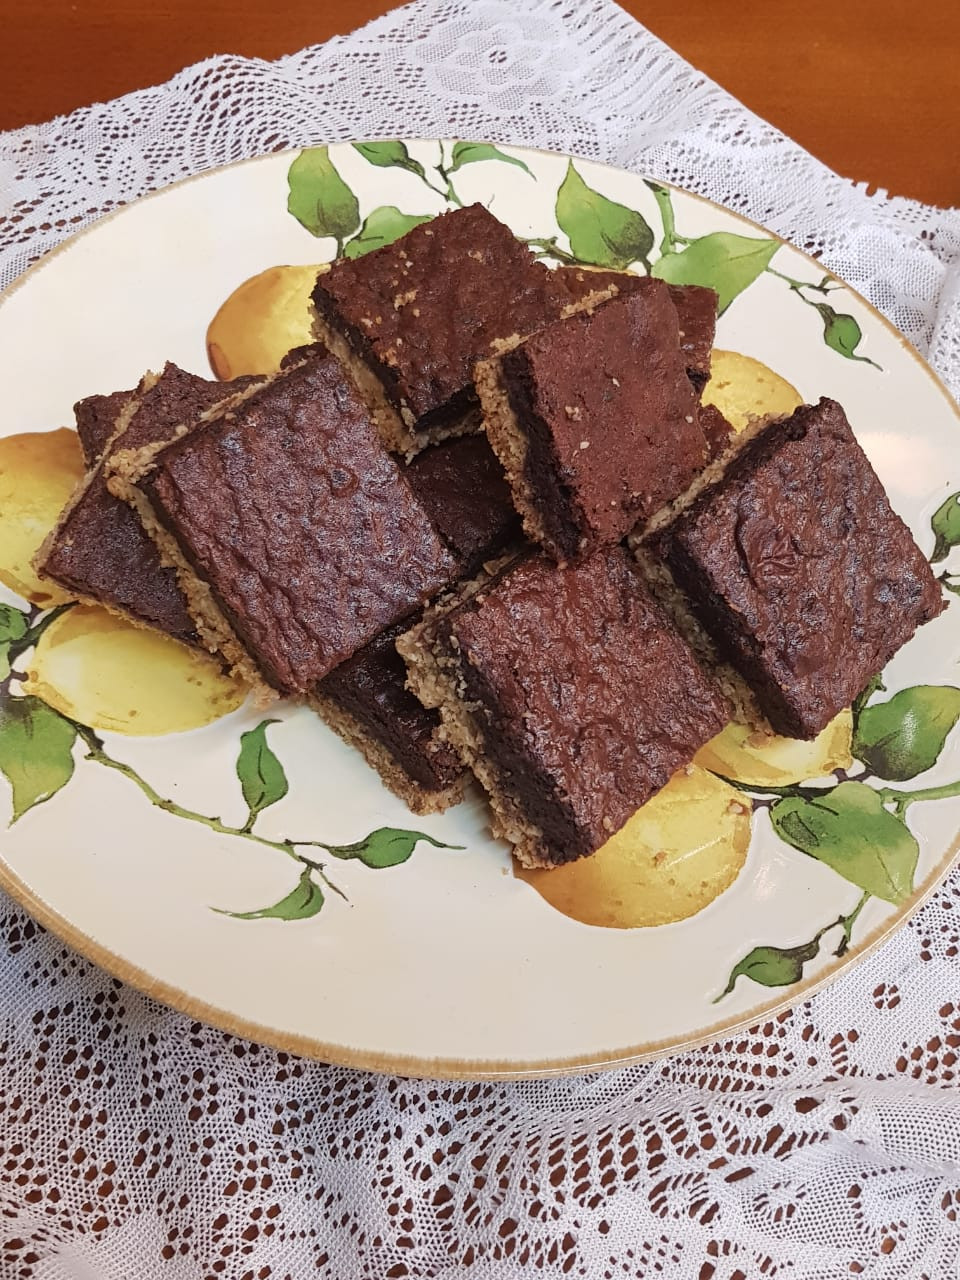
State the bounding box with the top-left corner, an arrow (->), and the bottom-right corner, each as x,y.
658,397 -> 945,738
667,283 -> 717,392
700,403 -> 735,460
145,351 -> 458,693
312,204 -> 572,432
320,621 -> 462,792
498,283 -> 707,560
41,365 -> 244,643
558,268 -> 717,392
440,546 -> 729,863
74,388 -> 134,465
405,434 -> 521,573
316,434 -> 520,794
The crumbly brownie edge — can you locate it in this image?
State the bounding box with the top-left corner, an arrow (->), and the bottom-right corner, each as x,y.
311,310 -> 415,453
631,544 -> 763,730
397,580 -> 559,869
112,479 -> 275,703
404,406 -> 483,459
33,374 -> 157,594
482,278 -> 619,363
309,692 -> 465,816
105,376 -> 269,488
629,411 -> 799,734
636,410 -> 780,541
558,283 -> 621,320
313,310 -> 482,460
101,376 -> 277,698
473,356 -> 557,556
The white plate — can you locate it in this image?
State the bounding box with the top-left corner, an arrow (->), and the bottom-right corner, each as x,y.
1,141 -> 958,1078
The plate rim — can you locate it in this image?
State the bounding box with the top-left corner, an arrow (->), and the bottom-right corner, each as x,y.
1,138 -> 958,1080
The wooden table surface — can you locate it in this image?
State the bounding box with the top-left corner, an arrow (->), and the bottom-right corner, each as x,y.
1,0 -> 957,209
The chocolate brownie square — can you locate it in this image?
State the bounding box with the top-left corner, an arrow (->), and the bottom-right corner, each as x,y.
314,621 -> 465,815
668,283 -> 717,394
476,282 -> 708,562
400,546 -> 729,867
700,403 -> 735,460
311,203 -> 572,456
559,268 -> 717,394
405,433 -> 521,574
655,398 -> 945,738
114,350 -> 458,696
74,388 -> 135,465
37,365 -> 248,644
313,433 -> 521,811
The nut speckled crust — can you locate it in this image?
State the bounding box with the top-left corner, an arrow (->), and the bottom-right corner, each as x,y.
430,547 -> 730,866
39,365 -> 244,644
486,284 -> 707,562
657,398 -> 945,738
144,352 -> 458,694
311,204 -> 572,435
405,433 -> 521,573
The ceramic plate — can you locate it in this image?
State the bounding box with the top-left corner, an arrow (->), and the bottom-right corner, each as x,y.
1,142 -> 958,1079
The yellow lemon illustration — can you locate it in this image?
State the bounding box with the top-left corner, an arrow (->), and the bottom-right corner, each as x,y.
23,605 -> 245,735
0,429 -> 86,606
703,350 -> 802,432
207,264 -> 327,379
516,767 -> 751,928
695,711 -> 854,787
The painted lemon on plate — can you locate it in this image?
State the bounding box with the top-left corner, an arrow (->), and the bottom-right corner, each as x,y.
696,712 -> 854,787
517,768 -> 752,928
0,429 -> 244,736
703,350 -> 801,431
23,605 -> 244,736
207,264 -> 327,379
0,430 -> 86,607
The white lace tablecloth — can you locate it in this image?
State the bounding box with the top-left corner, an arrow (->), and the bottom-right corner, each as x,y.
2,2 -> 960,1276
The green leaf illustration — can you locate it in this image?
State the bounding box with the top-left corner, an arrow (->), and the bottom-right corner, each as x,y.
0,603 -> 27,682
931,492 -> 960,564
770,781 -> 918,904
653,232 -> 779,313
448,142 -> 533,177
236,719 -> 288,823
216,867 -> 323,921
852,673 -> 885,722
353,140 -> 426,180
852,686 -> 960,781
717,937 -> 823,1000
809,302 -> 880,368
0,603 -> 28,643
327,826 -> 455,869
0,694 -> 77,822
555,162 -> 654,270
343,206 -> 433,259
287,147 -> 361,245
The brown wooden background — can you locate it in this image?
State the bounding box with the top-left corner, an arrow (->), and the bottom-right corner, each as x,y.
1,0 -> 957,208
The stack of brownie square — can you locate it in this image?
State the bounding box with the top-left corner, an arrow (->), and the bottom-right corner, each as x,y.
36,203 -> 943,869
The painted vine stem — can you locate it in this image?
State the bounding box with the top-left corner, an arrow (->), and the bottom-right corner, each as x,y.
286,141 -> 881,366
0,600 -> 458,923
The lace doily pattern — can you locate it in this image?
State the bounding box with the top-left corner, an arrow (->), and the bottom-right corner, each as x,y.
2,0 -> 959,397
2,1 -> 960,1276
